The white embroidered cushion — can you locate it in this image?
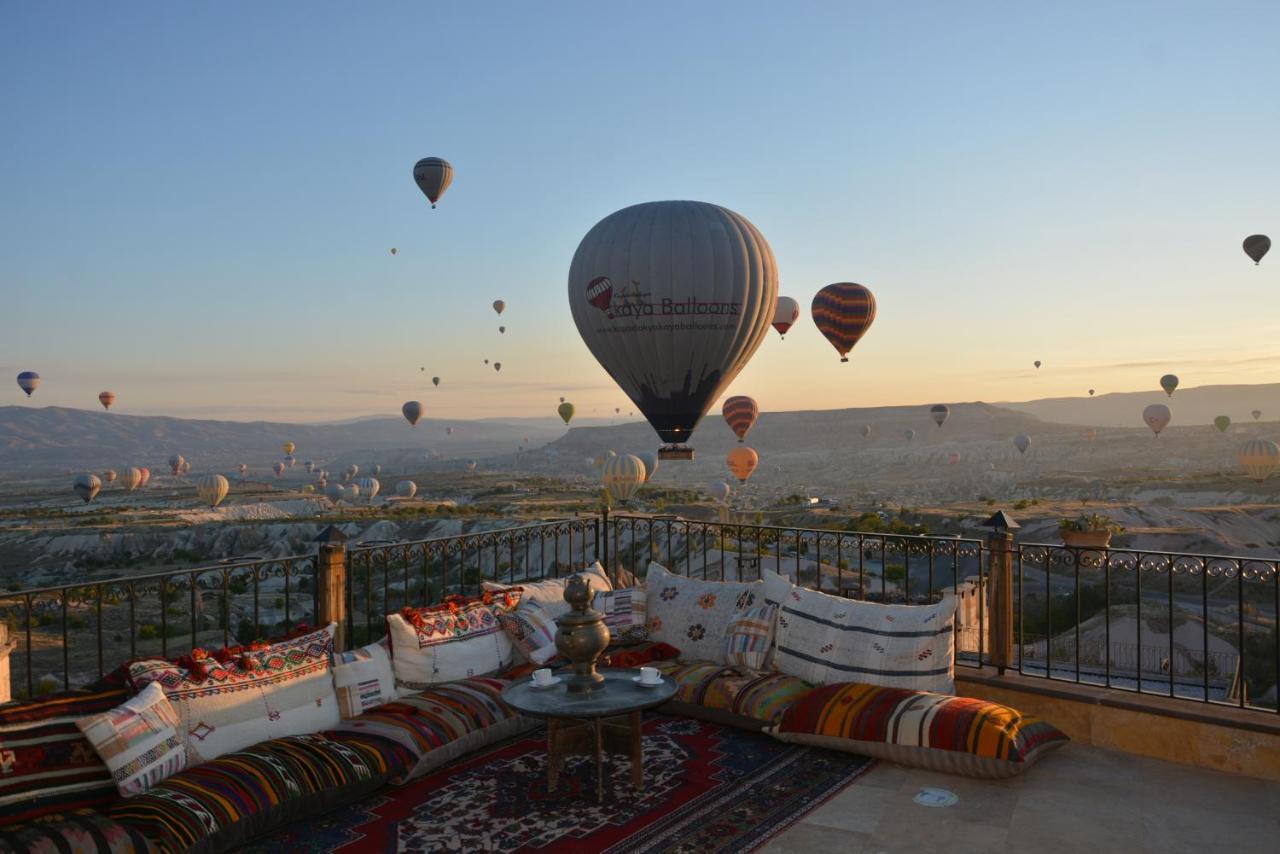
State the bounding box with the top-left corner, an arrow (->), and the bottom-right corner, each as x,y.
388,593 -> 522,695
497,598 -> 560,665
644,561 -> 763,665
482,561 -> 612,621
767,572 -> 958,693
127,623 -> 340,763
333,640 -> 397,718
76,682 -> 187,797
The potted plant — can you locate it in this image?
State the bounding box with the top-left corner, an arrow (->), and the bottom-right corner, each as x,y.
1058,513 -> 1123,548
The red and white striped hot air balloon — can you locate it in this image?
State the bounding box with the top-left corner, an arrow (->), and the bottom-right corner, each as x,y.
98,391 -> 116,410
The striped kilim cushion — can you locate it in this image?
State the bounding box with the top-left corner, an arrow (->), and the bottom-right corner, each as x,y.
108,731 -> 413,853
771,681 -> 1069,778
0,810 -> 154,854
76,682 -> 187,797
655,661 -> 813,727
334,676 -> 535,780
724,604 -> 778,672
0,686 -> 129,826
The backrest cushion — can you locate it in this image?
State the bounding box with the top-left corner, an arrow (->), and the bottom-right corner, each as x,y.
645,561 -> 763,665
593,587 -> 649,645
497,598 -> 560,665
483,561 -> 612,621
724,603 -> 778,674
333,640 -> 398,718
76,682 -> 187,797
388,592 -> 522,695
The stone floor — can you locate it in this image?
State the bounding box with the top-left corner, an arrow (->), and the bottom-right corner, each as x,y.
763,743 -> 1280,853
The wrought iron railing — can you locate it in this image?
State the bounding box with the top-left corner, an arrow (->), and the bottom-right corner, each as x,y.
0,553 -> 316,698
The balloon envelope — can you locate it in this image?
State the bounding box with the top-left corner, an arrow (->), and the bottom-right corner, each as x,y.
860,424 -> 871,438
73,473 -> 101,504
948,452 -> 961,465
16,371 -> 40,397
325,483 -> 345,502
138,468 -> 151,487
1159,374 -> 1178,397
168,454 -> 184,475
811,283 -> 876,362
602,454 -> 645,503
118,467 -> 142,492
1034,360 -> 1041,369
930,404 -> 950,428
272,461 -> 285,477
1013,434 -> 1031,454
722,396 -> 759,442
558,402 -> 575,425
197,474 -> 230,508
726,446 -> 759,483
568,201 -> 777,451
1142,404 -> 1171,435
402,401 -> 424,426
102,469 -> 117,484
708,481 -> 731,503
356,477 -> 380,499
904,429 -> 916,441
772,296 -> 800,338
636,450 -> 659,482
493,300 -> 505,315
1238,438 -> 1280,483
283,442 -> 295,455
432,376 -> 440,386
396,480 -> 417,498
1253,410 -> 1263,421
98,391 -> 116,410
1243,234 -> 1270,265
412,157 -> 453,208
1214,415 -> 1231,433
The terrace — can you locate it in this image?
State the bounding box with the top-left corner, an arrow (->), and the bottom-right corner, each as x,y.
3,512 -> 1278,852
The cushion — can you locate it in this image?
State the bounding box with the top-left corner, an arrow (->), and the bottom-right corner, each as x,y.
76,682 -> 187,797
127,623 -> 340,763
109,731 -> 411,854
333,676 -> 536,780
764,570 -> 957,693
770,681 -> 1069,778
645,561 -> 763,665
0,810 -> 154,854
388,593 -> 522,695
653,660 -> 813,730
724,603 -> 778,673
483,561 -> 612,620
594,586 -> 649,644
497,598 -> 560,665
0,685 -> 129,826
333,640 -> 397,718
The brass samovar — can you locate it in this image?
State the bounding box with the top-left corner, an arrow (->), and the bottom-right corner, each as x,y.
554,573 -> 609,693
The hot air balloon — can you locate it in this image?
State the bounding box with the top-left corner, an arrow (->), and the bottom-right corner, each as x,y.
356,477 -> 380,499
772,296 -> 800,339
412,157 -> 453,208
396,480 -> 417,498
182,461 -> 192,474
1253,410 -> 1263,421
301,485 -> 315,494
1214,416 -> 1231,433
1243,235 -> 1270,265
432,376 -> 440,387
811,283 -> 876,362
493,300 -> 505,315
603,454 -> 645,503
484,359 -> 489,365
494,363 -> 501,372
325,482 -> 345,502
305,460 -> 315,473
1084,428 -> 1097,442
722,396 -> 759,442
1238,438 -> 1280,483
390,247 -> 397,256
137,468 -> 151,487
930,404 -> 950,428
169,455 -> 184,475
102,469 -> 117,484
98,391 -> 116,410
636,450 -> 659,482
708,481 -> 731,503
860,424 -> 871,438
465,460 -> 477,472
904,429 -> 916,441
1013,434 -> 1031,455
948,453 -> 961,465
16,371 -> 40,397
73,474 -> 101,504
569,201 -> 777,460
1159,374 -> 1179,397
197,474 -> 230,508
499,326 -> 505,334
402,401 -> 424,426
726,447 -> 759,483
560,396 -> 565,403
1088,389 -> 1095,396
270,461 -> 283,477
1033,361 -> 1041,369
119,467 -> 142,492
446,426 -> 455,435
283,455 -> 296,469
1142,404 -> 1171,436
558,402 -> 575,425
615,407 -> 621,415
346,464 -> 359,479
282,442 -> 295,455
238,463 -> 248,478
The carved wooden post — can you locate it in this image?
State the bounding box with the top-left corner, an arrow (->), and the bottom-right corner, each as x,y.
987,530 -> 1015,675
315,525 -> 348,651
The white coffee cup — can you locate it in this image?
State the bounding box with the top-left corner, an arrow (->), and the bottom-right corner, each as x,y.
532,668 -> 554,686
639,666 -> 661,685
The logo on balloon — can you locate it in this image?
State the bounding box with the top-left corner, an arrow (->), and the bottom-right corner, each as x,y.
586,276 -> 615,318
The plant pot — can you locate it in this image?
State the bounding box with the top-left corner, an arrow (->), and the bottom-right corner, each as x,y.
1061,529 -> 1112,549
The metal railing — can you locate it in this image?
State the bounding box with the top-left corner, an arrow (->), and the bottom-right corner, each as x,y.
0,553 -> 316,699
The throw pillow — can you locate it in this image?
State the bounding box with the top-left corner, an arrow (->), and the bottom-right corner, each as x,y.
769,577 -> 958,693
333,640 -> 397,718
645,561 -> 763,665
497,598 -> 560,665
128,623 -> 340,763
724,603 -> 778,673
76,682 -> 187,797
482,561 -> 612,620
593,587 -> 648,645
388,591 -> 522,695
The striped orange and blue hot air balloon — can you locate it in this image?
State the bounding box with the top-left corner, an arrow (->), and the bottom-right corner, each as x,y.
722,395 -> 759,442
811,283 -> 877,362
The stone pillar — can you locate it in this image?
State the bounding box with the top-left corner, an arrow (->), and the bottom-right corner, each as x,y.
986,531 -> 1015,675
316,543 -> 347,652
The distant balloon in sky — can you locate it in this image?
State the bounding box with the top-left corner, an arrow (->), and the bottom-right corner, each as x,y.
446,426 -> 455,435
484,359 -> 489,365
558,402 -> 575,425
283,455 -> 296,469
98,391 -> 116,410
499,326 -> 505,334
568,201 -> 777,458
102,469 -> 117,484
372,464 -> 382,476
726,447 -> 759,483
238,463 -> 248,478
168,455 -> 184,475
948,452 -> 961,465
1084,428 -> 1097,442
305,460 -> 315,473
73,473 -> 101,504
1033,360 -> 1041,369
1214,416 -> 1231,433
494,362 -> 501,372
1238,438 -> 1280,482
138,467 -> 151,487
197,474 -> 229,508
930,404 -> 950,428
412,157 -> 453,208
465,459 -> 477,472
560,396 -> 565,403
272,461 -> 285,477
493,300 -> 506,315
432,376 -> 440,387
1013,434 -> 1031,454
904,429 -> 916,441
396,480 -> 417,498
402,400 -> 424,426
1088,389 -> 1095,396
860,424 -> 871,438
283,442 -> 295,455
772,296 -> 800,339
636,450 -> 659,482
1243,234 -> 1270,265
811,283 -> 876,362
1142,403 -> 1171,436
346,464 -> 359,479
1159,374 -> 1179,397
356,477 -> 380,500
16,371 -> 40,397
325,482 -> 345,503
707,481 -> 731,503
615,407 -> 621,415
390,247 -> 397,256
722,396 -> 759,443
603,454 -> 645,504
119,467 -> 142,492
1252,409 -> 1263,421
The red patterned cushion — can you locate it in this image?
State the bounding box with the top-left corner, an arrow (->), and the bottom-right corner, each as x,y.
0,810 -> 153,854
771,682 -> 1068,778
0,686 -> 129,826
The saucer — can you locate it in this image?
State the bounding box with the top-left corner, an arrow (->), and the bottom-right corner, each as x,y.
530,676 -> 563,689
632,676 -> 664,687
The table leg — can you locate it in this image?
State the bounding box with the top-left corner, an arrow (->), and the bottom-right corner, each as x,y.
547,719 -> 560,792
630,710 -> 643,790
594,717 -> 604,803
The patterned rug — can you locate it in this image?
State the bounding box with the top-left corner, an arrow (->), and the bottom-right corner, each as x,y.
250,715 -> 874,853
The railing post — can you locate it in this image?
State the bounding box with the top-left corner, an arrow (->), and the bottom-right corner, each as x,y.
600,505 -> 611,585
986,530 -> 1015,675
316,539 -> 348,652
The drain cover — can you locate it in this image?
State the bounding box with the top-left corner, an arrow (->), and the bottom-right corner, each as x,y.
913,788 -> 959,807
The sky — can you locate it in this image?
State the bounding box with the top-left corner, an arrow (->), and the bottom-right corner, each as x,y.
2,1 -> 1278,423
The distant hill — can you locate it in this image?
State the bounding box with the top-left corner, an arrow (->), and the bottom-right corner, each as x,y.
998,383 -> 1280,428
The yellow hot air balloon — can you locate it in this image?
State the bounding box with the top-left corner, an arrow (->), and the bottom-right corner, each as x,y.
726,446 -> 759,483
1237,438 -> 1280,483
197,474 -> 230,508
283,442 -> 296,455
602,454 -> 645,504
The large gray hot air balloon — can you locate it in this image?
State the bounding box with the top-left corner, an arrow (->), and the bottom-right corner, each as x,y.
168,454 -> 184,475
325,482 -> 345,503
903,429 -> 916,441
930,404 -> 950,428
272,461 -> 285,477
16,371 -> 40,397
1243,235 -> 1270,265
860,424 -> 871,438
1159,374 -> 1179,397
73,474 -> 101,504
1143,404 -> 1171,436
412,157 -> 453,208
396,480 -> 417,498
1013,434 -> 1031,455
636,450 -> 659,483
707,481 -> 731,503
568,201 -> 777,460
402,401 -> 424,426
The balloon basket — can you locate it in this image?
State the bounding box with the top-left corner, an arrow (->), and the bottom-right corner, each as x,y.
658,445 -> 694,461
